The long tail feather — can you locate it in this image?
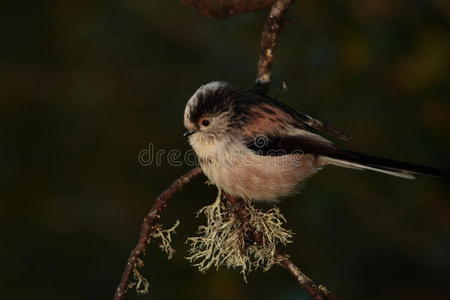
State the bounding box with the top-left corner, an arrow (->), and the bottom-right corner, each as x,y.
322,151 -> 447,180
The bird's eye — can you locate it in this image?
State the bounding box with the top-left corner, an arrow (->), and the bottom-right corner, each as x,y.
201,118 -> 210,127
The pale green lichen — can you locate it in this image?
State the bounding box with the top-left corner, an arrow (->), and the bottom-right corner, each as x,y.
186,190 -> 293,281
128,221 -> 180,295
151,220 -> 180,260
128,259 -> 150,295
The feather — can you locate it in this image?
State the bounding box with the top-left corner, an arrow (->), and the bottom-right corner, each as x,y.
322,151 -> 447,179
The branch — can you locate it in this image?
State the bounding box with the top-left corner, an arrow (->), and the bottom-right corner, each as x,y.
255,0 -> 295,94
277,254 -> 337,300
114,167 -> 203,300
182,0 -> 279,18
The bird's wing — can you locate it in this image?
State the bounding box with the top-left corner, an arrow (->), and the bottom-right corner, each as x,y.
237,91 -> 351,141
292,111 -> 351,141
239,96 -> 347,144
240,103 -> 336,155
238,92 -> 350,155
273,100 -> 351,141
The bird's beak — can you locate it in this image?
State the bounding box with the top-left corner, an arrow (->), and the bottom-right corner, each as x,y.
183,130 -> 195,138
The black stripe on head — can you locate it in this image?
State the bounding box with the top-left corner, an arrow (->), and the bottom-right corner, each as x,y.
189,82 -> 238,123
188,82 -> 289,130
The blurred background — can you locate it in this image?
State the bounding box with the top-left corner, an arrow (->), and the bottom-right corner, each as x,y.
1,0 -> 449,299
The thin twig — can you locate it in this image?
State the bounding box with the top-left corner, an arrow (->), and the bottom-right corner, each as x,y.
114,167 -> 203,300
277,253 -> 338,300
255,0 -> 295,94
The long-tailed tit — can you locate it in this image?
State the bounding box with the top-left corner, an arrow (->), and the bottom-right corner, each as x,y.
183,81 -> 446,202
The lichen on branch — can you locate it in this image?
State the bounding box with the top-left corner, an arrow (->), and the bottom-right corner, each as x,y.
128,221 -> 181,295
128,260 -> 150,295
186,190 -> 293,281
151,220 -> 180,260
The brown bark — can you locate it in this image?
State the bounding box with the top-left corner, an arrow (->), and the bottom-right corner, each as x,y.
182,0 -> 278,18
278,254 -> 339,300
255,0 -> 295,94
113,167 -> 203,300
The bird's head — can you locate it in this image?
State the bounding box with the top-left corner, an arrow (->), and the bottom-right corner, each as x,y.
183,81 -> 241,141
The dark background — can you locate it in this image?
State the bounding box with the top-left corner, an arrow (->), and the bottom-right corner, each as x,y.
1,1 -> 449,299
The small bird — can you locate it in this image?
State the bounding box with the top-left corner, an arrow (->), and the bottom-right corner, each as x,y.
183,81 -> 446,202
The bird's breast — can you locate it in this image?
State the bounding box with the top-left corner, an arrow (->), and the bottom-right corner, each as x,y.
190,135 -> 319,202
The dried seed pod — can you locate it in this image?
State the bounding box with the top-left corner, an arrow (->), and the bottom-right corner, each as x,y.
182,0 -> 278,18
